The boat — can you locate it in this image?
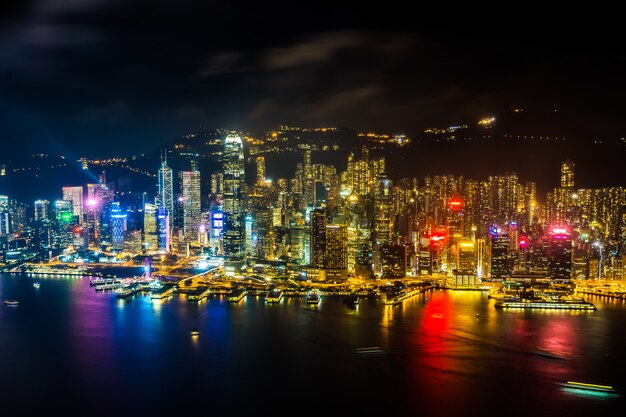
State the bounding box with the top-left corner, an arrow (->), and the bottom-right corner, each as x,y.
561,381 -> 618,393
494,300 -> 597,310
306,290 -> 321,305
190,328 -> 200,336
266,289 -> 284,303
534,347 -> 570,360
356,346 -> 385,354
227,288 -> 247,302
4,299 -> 19,306
33,282 -> 41,289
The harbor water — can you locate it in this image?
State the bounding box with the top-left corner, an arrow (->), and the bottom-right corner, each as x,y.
1,273 -> 625,416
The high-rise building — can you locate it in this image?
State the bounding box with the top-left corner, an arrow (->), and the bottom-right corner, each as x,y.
381,243 -> 408,278
374,174 -> 392,245
211,172 -> 224,196
110,205 -> 127,251
256,156 -> 266,185
490,230 -> 511,279
34,200 -> 49,221
303,149 -> 315,208
179,164 -> 202,242
143,203 -> 159,253
223,133 -> 246,275
62,186 -> 84,223
548,227 -> 572,281
0,195 -> 10,237
157,152 -> 174,224
157,207 -> 170,253
325,225 -> 347,269
310,208 -> 326,268
560,160 -> 575,189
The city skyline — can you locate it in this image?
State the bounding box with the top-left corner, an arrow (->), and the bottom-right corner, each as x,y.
2,4 -> 626,416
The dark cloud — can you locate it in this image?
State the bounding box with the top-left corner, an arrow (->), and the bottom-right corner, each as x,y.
0,3 -> 625,157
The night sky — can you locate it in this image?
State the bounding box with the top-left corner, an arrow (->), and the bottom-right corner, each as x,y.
1,2 -> 625,157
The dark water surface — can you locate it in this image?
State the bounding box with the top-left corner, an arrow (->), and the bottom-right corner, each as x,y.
1,274 -> 625,416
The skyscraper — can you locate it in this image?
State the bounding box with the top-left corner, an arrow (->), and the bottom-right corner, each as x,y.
110,204 -> 127,250
560,160 -> 575,189
223,133 -> 246,275
374,174 -> 392,245
303,149 -> 315,208
34,200 -> 49,221
62,186 -> 83,223
179,163 -> 202,242
548,227 -> 572,281
0,195 -> 10,237
490,229 -> 511,279
310,208 -> 326,268
157,152 -> 174,223
144,203 -> 158,253
256,156 -> 266,185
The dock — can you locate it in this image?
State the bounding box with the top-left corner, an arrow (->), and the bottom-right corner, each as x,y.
188,287 -> 211,301
150,286 -> 176,299
227,288 -> 247,302
266,289 -> 284,303
385,286 -> 432,305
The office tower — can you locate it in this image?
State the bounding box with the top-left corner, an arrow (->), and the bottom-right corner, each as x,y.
309,208 -> 326,268
144,203 -> 159,253
0,195 -> 9,237
223,133 -> 246,274
490,229 -> 511,279
256,156 -> 266,185
211,171 -> 224,195
457,240 -> 475,271
303,149 -> 315,208
73,227 -> 89,250
380,243 -> 408,278
110,205 -> 127,250
548,227 -> 572,281
157,152 -> 174,222
156,208 -> 170,253
179,164 -> 202,242
325,225 -> 348,269
62,186 -> 84,223
560,160 -> 575,188
374,174 -> 392,245
476,238 -> 486,277
34,200 -> 49,221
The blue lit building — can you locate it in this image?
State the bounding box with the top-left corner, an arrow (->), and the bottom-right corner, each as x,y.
111,208 -> 127,250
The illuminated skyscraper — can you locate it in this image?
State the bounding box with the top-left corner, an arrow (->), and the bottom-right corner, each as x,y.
156,207 -> 170,253
110,204 -> 127,250
303,149 -> 315,208
211,172 -> 224,195
62,186 -> 84,223
143,203 -> 158,253
0,195 -> 9,237
223,133 -> 246,274
560,160 -> 575,189
490,229 -> 511,279
179,163 -> 202,242
157,152 -> 174,222
34,200 -> 49,221
325,225 -> 347,269
310,208 -> 326,268
256,156 -> 266,185
548,227 -> 572,281
374,174 -> 392,245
